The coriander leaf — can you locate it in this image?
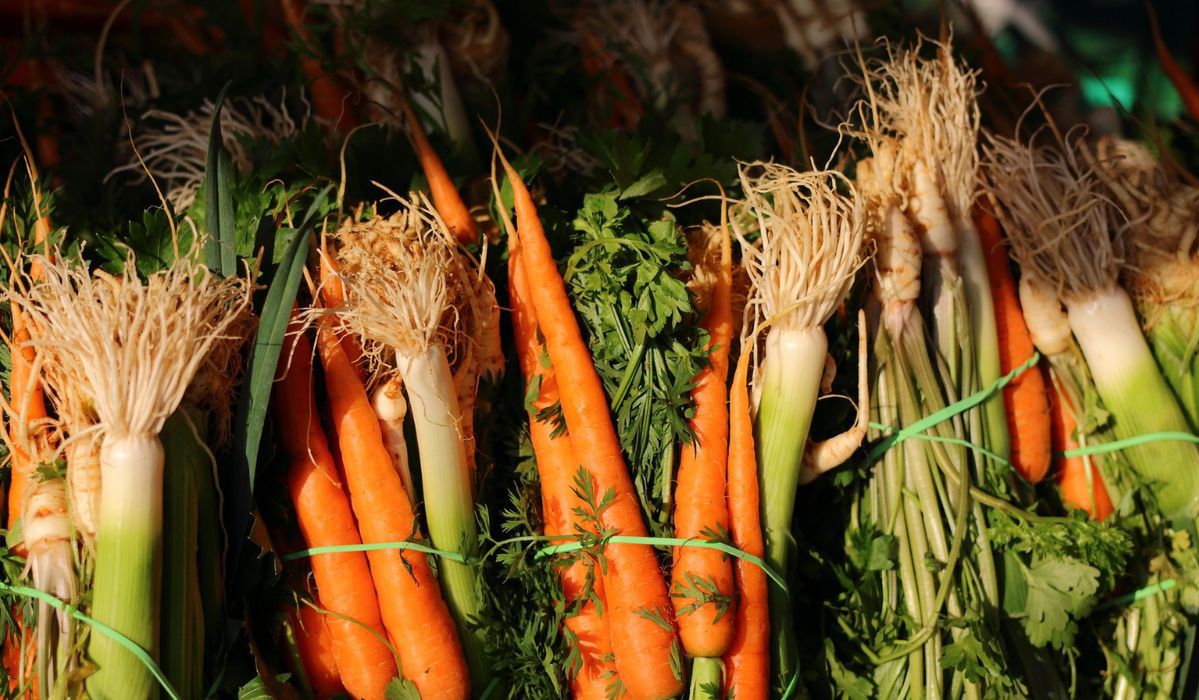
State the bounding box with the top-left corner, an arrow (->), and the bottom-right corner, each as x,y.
1021,557 -> 1100,649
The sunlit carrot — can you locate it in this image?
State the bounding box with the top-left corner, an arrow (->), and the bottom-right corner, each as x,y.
671,222 -> 736,685
495,145 -> 682,700
722,353 -> 769,698
315,321 -> 471,700
275,315 -> 397,698
975,207 -> 1051,483
508,229 -> 621,700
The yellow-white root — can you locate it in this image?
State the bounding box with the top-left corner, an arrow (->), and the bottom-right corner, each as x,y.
802,310 -> 870,482
23,477 -> 77,698
108,94 -> 305,211
66,436 -> 101,545
373,379 -> 415,506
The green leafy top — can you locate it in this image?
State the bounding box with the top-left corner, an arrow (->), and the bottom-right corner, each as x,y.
565,190 -> 707,536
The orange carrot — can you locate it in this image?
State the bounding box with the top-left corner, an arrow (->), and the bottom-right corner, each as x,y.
6,312 -> 48,547
3,620 -> 35,699
509,234 -> 621,699
577,28 -> 643,131
275,318 -> 398,699
290,605 -> 344,697
1049,380 -> 1114,521
976,207 -> 1051,484
722,354 -> 770,698
396,95 -> 479,245
279,0 -> 357,134
316,249 -> 366,381
670,226 -> 736,658
497,151 -> 682,700
1147,1 -> 1199,122
315,321 -> 471,700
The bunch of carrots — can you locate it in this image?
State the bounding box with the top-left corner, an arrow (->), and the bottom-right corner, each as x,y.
4,1 -> 1199,699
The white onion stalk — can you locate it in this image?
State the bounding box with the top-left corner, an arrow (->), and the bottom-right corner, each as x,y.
16,251 -> 249,700
1088,136 -> 1199,429
331,197 -> 493,686
983,131 -> 1199,526
732,163 -> 865,683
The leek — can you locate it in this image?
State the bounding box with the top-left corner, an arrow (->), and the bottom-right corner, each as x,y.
17,252 -> 249,700
730,163 -> 865,687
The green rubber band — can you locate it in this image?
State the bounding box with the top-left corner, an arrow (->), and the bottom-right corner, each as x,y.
0,581 -> 181,700
1098,578 -> 1178,610
1059,432 -> 1199,458
480,677 -> 500,699
864,353 -> 1198,466
535,535 -> 789,594
281,541 -> 470,565
283,535 -> 787,594
864,354 -> 1040,467
867,421 -> 1013,469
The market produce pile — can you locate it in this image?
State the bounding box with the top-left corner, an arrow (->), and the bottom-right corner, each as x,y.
2,1 -> 1199,698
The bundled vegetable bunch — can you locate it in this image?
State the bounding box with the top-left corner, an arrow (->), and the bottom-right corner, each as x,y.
2,1 -> 1199,699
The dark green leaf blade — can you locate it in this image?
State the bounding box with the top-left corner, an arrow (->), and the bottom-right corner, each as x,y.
204,83 -> 237,277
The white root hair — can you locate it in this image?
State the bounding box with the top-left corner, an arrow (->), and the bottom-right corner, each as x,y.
1085,136 -> 1199,311
14,251 -> 252,443
732,161 -> 866,342
108,94 -> 307,211
327,195 -> 484,373
850,37 -> 981,227
981,129 -> 1119,304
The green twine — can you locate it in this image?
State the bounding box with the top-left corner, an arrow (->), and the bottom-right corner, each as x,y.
1098,578 -> 1179,610
0,580 -> 181,700
865,351 -> 1199,467
283,534 -> 788,594
536,534 -> 788,593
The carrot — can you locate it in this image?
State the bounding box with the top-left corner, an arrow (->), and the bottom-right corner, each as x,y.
3,622 -> 35,699
278,0 -> 357,134
497,150 -> 682,700
274,317 -> 398,699
975,207 -> 1051,484
290,605 -> 344,697
315,321 -> 471,700
577,28 -> 643,131
670,225 -> 736,659
509,233 -> 621,699
1147,0 -> 1199,122
1050,380 -> 1114,521
316,248 -> 365,381
722,353 -> 770,697
396,95 -> 479,245
6,312 -> 47,540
